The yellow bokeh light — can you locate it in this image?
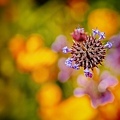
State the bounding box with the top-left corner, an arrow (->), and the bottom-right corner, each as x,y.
39,96 -> 97,120
26,34 -> 44,53
38,107 -> 56,120
32,67 -> 50,83
88,8 -> 120,37
55,96 -> 97,120
36,83 -> 62,107
16,47 -> 57,72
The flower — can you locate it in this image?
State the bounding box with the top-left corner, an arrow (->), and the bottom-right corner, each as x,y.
63,27 -> 111,78
74,72 -> 118,108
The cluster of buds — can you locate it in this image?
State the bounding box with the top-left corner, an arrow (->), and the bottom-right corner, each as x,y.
63,27 -> 112,78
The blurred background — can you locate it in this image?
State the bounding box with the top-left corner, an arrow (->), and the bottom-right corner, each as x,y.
0,0 -> 120,120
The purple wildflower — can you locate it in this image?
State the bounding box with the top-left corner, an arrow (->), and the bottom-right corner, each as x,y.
74,72 -> 118,108
63,27 -> 112,78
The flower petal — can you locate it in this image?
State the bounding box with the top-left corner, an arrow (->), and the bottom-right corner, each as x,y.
98,72 -> 118,92
98,80 -> 108,92
91,90 -> 114,108
74,88 -> 85,97
77,75 -> 88,87
101,90 -> 114,104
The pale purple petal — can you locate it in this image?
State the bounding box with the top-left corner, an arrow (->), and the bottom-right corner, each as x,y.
105,50 -> 120,74
109,34 -> 120,49
58,71 -> 70,83
58,58 -> 73,82
98,80 -> 108,92
74,88 -> 85,97
91,98 -> 100,108
100,90 -> 114,104
98,72 -> 118,92
51,35 -> 67,52
77,75 -> 88,87
58,58 -> 72,71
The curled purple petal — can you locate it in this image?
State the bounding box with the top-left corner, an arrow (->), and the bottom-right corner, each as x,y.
98,72 -> 118,92
100,90 -> 114,104
91,90 -> 114,108
101,72 -> 118,86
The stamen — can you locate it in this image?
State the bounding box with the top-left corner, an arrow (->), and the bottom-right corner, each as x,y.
63,46 -> 71,53
92,29 -> 99,36
104,42 -> 112,49
98,32 -> 105,40
65,58 -> 73,68
72,64 -> 80,70
84,68 -> 92,78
